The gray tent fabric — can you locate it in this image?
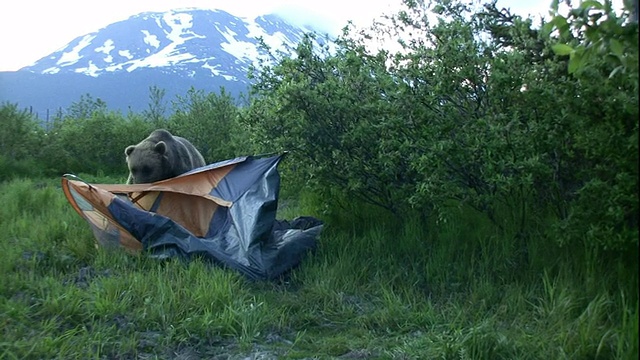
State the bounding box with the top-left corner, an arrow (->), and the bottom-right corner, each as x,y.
62,154 -> 323,280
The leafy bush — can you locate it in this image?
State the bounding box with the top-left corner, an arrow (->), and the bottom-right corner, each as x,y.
246,0 -> 638,254
545,0 -> 639,250
0,102 -> 47,179
39,95 -> 155,176
0,102 -> 45,161
169,87 -> 253,163
246,34 -> 417,214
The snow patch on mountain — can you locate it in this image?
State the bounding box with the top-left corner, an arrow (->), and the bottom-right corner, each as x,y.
21,8 -> 329,82
42,67 -> 60,75
142,30 -> 160,48
121,12 -> 204,72
245,18 -> 296,54
95,39 -> 115,63
119,50 -> 133,59
56,34 -> 96,68
82,62 -> 100,76
220,27 -> 256,61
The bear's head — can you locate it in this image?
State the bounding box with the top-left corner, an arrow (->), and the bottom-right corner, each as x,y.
125,141 -> 171,184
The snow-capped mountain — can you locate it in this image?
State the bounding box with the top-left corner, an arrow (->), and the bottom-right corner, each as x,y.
23,9 -> 316,80
0,8 -> 327,118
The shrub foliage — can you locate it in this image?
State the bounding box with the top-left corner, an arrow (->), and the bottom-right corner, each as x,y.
245,0 -> 638,253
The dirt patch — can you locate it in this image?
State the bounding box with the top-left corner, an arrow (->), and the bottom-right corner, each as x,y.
340,349 -> 377,359
63,265 -> 114,288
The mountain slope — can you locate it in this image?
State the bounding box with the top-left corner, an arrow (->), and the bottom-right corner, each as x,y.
0,8 -> 325,118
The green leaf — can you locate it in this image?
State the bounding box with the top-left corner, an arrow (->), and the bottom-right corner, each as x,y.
552,43 -> 575,56
579,0 -> 604,11
568,50 -> 585,74
608,65 -> 624,78
609,38 -> 624,57
541,21 -> 554,38
551,16 -> 571,40
585,26 -> 599,42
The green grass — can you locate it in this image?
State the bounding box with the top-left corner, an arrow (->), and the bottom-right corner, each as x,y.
0,178 -> 637,359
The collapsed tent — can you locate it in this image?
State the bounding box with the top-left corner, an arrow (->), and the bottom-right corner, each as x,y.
61,153 -> 323,281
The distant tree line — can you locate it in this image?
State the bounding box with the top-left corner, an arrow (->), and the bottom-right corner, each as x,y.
0,86 -> 253,180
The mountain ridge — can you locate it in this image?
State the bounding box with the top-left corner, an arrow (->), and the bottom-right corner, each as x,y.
21,8 -> 314,79
0,8 -> 328,117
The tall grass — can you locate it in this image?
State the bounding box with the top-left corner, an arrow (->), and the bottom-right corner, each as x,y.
1,178 -> 637,359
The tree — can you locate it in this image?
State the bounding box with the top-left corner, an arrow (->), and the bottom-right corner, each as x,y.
142,85 -> 168,127
245,0 -> 638,252
169,87 -> 249,163
0,102 -> 46,179
246,33 -> 417,214
546,0 -> 638,84
544,0 -> 639,250
0,103 -> 44,162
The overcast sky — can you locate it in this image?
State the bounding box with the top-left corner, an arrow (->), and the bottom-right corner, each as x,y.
0,0 -> 565,71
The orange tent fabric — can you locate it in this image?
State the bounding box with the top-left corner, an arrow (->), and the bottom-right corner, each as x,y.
62,154 -> 322,280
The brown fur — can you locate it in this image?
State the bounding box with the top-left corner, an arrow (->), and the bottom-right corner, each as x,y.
125,129 -> 205,184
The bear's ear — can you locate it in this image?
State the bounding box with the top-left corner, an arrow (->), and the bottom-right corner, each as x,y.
125,145 -> 135,156
154,141 -> 167,154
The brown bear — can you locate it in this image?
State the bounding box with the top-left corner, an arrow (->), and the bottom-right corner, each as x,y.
125,129 -> 206,184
